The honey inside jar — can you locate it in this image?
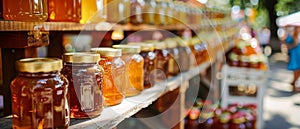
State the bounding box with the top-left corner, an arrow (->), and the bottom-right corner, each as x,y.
129,43 -> 156,89
113,45 -> 144,96
61,53 -> 104,118
91,48 -> 125,106
10,58 -> 69,128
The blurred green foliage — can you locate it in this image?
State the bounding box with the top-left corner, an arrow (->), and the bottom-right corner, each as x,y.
275,0 -> 300,16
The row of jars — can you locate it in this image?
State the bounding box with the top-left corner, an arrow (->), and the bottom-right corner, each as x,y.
185,101 -> 257,129
9,37 -> 209,128
1,0 -> 228,25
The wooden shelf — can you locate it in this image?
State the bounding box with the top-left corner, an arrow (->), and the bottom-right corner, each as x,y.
0,19 -> 235,31
0,60 -> 211,129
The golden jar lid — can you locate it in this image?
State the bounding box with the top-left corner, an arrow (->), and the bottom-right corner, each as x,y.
112,45 -> 141,54
91,47 -> 122,57
63,52 -> 100,63
153,42 -> 167,50
128,42 -> 155,52
190,37 -> 201,45
16,58 -> 62,73
165,38 -> 178,48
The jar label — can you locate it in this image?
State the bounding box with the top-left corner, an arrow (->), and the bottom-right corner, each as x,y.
80,76 -> 95,111
32,88 -> 54,128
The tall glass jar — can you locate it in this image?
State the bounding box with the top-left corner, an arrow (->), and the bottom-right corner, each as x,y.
154,0 -> 167,26
61,53 -> 104,118
152,41 -> 170,82
130,0 -> 144,25
80,0 -> 107,24
113,45 -> 144,96
91,48 -> 125,106
3,0 -> 48,21
165,0 -> 174,25
143,0 -> 156,25
165,38 -> 180,77
10,58 -> 69,128
48,0 -> 81,22
175,37 -> 191,72
107,0 -> 130,24
129,43 -> 156,89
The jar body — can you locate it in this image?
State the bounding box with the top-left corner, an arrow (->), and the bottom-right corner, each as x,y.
142,0 -> 156,25
178,46 -> 191,72
80,0 -> 107,23
61,63 -> 103,118
10,72 -> 69,128
154,49 -> 170,83
167,47 -> 180,77
154,1 -> 167,25
130,0 -> 144,25
99,57 -> 125,106
3,0 -> 48,21
48,0 -> 81,22
121,53 -> 144,96
140,50 -> 156,89
107,0 -> 130,23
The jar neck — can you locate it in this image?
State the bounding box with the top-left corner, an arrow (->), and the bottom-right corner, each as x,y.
19,71 -> 61,77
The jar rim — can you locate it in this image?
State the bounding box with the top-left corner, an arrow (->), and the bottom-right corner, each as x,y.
112,45 -> 141,54
63,52 -> 100,63
91,47 -> 122,57
16,58 -> 62,73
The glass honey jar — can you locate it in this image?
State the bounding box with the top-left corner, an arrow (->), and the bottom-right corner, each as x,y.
3,0 -> 48,21
10,58 -> 69,129
61,53 -> 104,118
129,43 -> 156,89
152,41 -> 170,82
165,38 -> 180,77
91,48 -> 125,106
80,0 -> 107,24
175,37 -> 191,72
142,0 -> 156,25
113,45 -> 144,97
130,0 -> 144,25
48,0 -> 81,22
154,0 -> 167,26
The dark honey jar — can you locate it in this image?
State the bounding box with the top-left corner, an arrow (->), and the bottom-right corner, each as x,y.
10,58 -> 69,129
61,53 -> 104,118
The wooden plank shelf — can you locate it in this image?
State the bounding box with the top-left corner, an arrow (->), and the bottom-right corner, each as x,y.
0,19 -> 236,31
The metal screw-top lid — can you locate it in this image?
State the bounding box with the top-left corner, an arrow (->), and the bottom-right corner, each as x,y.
112,45 -> 141,54
16,58 -> 62,73
128,42 -> 155,52
63,52 -> 100,63
91,47 -> 122,57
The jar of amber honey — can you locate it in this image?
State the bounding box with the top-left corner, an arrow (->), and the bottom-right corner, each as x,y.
152,41 -> 170,82
61,53 -> 103,118
175,37 -> 191,72
48,0 -> 81,22
113,45 -> 144,96
129,43 -> 156,89
165,38 -> 180,77
91,48 -> 125,106
3,0 -> 48,21
10,58 -> 69,128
